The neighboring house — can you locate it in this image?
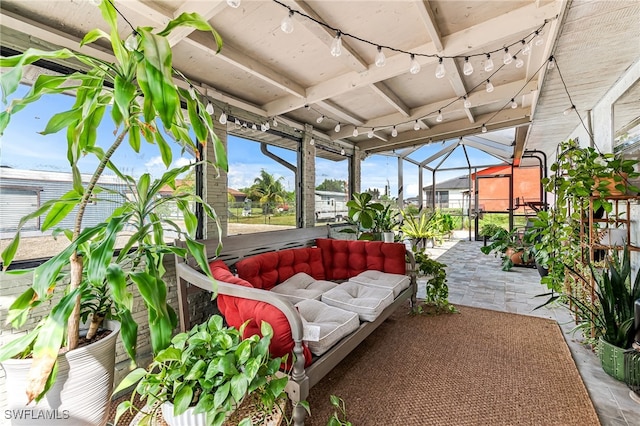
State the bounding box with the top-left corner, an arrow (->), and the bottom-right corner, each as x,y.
0,167 -> 126,233
423,175 -> 470,210
471,164 -> 542,214
315,190 -> 348,221
228,188 -> 246,203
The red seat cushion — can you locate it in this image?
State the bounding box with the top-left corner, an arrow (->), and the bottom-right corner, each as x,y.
315,239 -> 406,281
235,247 -> 325,290
210,260 -> 312,367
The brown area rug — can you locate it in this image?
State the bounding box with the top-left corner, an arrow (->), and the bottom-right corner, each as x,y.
304,305 -> 600,426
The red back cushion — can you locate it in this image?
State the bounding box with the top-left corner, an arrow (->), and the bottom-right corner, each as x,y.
209,260 -> 312,367
315,239 -> 406,280
235,247 -> 325,290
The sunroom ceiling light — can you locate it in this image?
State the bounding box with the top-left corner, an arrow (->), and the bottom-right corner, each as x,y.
309,138 -> 315,146
547,56 -> 555,70
534,30 -> 544,46
510,98 -> 518,109
522,40 -> 531,56
463,96 -> 471,109
251,123 -> 257,130
375,46 -> 386,67
205,102 -> 214,115
264,121 -> 270,131
484,54 -> 494,72
413,120 -> 420,131
340,148 -> 345,156
481,124 -> 487,133
316,115 -> 324,124
486,80 -> 494,93
227,0 -> 240,8
188,85 -> 196,100
367,128 -> 375,138
435,57 -> 446,79
352,127 -> 359,137
330,31 -> 342,57
563,105 -> 576,116
334,122 -> 341,132
235,118 -> 241,127
272,117 -> 278,127
219,112 -> 227,124
260,123 -> 267,132
503,48 -> 512,65
514,56 -> 524,68
409,54 -> 421,74
463,57 -> 473,75
281,10 -> 294,34
304,104 -> 310,110
436,110 -> 443,122
124,31 -> 139,51
391,126 -> 398,137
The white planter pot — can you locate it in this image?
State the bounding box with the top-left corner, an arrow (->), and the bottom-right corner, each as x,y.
382,231 -> 395,243
161,402 -> 207,426
1,321 -> 120,426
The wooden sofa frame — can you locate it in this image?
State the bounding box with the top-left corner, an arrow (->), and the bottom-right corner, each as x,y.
174,226 -> 417,425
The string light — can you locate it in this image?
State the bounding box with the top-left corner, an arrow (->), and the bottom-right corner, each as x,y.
463,57 -> 473,76
375,46 -> 386,67
409,54 -> 421,74
219,112 -> 227,124
309,138 -> 315,145
205,102 -> 214,115
510,98 -> 518,109
486,80 -> 494,93
521,40 -> 531,56
534,30 -> 544,46
484,54 -> 494,72
514,56 -> 524,68
304,104 -> 311,110
260,123 -> 267,131
281,10 -> 294,33
235,118 -> 241,127
367,128 -> 375,138
316,115 -> 324,124
503,48 -> 513,65
264,121 -> 270,130
391,126 -> 398,137
353,127 -> 359,137
188,85 -> 196,99
563,105 -> 576,115
334,122 -> 341,132
124,31 -> 139,51
547,55 -> 555,69
481,124 -> 487,133
463,96 -> 471,109
435,57 -> 446,79
340,148 -> 345,156
272,117 -> 278,127
251,123 -> 257,130
226,0 -> 240,8
413,120 -> 420,131
330,31 -> 342,57
436,110 -> 443,122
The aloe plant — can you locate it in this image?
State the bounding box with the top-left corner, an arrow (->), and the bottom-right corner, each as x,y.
0,0 -> 225,404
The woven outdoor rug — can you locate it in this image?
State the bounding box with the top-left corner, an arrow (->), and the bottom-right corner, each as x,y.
303,305 -> 600,426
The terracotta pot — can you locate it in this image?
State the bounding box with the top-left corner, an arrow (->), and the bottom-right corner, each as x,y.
1,321 -> 120,426
593,173 -> 628,196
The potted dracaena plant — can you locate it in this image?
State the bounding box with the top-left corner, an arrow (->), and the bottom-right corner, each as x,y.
0,1 -> 225,423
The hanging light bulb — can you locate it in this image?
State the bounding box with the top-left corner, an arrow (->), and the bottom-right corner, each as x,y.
330,31 -> 342,57
463,96 -> 471,109
391,126 -> 398,137
375,46 -> 386,67
522,40 -> 531,56
281,10 -> 294,34
316,115 -> 324,124
124,32 -> 139,51
409,54 -> 421,74
352,127 -> 359,137
226,0 -> 240,8
304,104 -> 311,110
334,122 -> 341,132
219,112 -> 227,124
367,128 -> 374,138
436,110 -> 443,122
272,117 -> 278,127
486,80 -> 494,93
503,48 -> 513,65
413,120 -> 420,131
340,148 -> 345,156
484,53 -> 494,72
205,102 -> 214,115
435,57 -> 446,79
260,123 -> 267,132
563,105 -> 575,116
463,57 -> 473,76
309,138 -> 315,146
188,85 -> 196,99
242,121 -> 248,128
251,123 -> 257,130
534,30 -> 544,46
547,56 -> 555,70
514,56 -> 524,68
481,124 -> 488,133
235,118 -> 241,127
264,121 -> 270,131
510,98 -> 518,109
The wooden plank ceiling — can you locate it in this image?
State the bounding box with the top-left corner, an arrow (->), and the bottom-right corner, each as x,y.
1,0 -> 638,165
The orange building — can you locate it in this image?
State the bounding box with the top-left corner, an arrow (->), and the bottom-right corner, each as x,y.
471,163 -> 543,215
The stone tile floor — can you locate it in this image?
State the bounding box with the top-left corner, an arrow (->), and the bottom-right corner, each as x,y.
417,236 -> 640,426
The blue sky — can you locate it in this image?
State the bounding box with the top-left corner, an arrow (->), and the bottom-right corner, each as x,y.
1,84 -> 501,198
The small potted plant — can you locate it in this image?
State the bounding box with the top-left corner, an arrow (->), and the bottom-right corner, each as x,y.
340,192 -> 384,240
372,204 -> 401,242
113,315 -> 288,426
480,227 -> 533,271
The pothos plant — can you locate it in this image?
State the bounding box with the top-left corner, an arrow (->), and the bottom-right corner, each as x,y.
0,0 -> 226,404
412,248 -> 456,314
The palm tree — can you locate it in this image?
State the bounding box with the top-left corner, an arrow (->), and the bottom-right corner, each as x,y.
250,169 -> 286,215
